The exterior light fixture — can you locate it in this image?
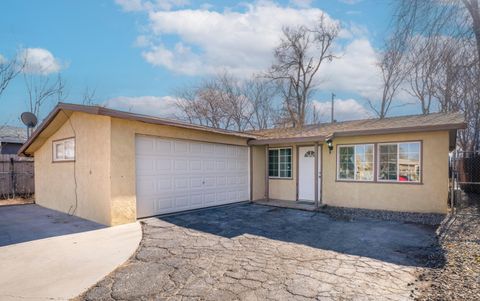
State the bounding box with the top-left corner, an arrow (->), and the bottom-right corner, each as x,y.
326,138 -> 333,154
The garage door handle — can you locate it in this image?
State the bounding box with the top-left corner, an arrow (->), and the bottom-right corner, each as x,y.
202,181 -> 205,184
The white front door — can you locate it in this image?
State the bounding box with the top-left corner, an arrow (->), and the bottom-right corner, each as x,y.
298,146 -> 320,201
135,135 -> 249,218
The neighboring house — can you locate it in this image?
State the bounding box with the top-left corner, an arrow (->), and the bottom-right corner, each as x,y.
0,126 -> 27,155
19,103 -> 466,226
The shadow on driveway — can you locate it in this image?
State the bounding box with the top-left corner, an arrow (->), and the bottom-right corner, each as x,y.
0,204 -> 105,247
158,203 -> 445,267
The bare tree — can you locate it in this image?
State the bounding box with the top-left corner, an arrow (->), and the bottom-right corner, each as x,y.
389,0 -> 480,150
267,15 -> 339,128
368,7 -> 414,119
175,72 -> 267,131
82,86 -> 97,105
243,77 -> 278,130
217,72 -> 253,131
404,36 -> 441,114
175,76 -> 229,129
24,73 -> 66,117
0,54 -> 24,99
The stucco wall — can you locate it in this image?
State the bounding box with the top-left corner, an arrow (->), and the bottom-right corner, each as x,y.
322,131 -> 450,213
252,131 -> 450,213
251,145 -> 266,200
109,117 -> 250,225
34,112 -> 112,225
34,112 -> 250,226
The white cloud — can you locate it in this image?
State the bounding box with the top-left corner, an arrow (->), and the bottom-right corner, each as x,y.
320,39 -> 381,100
19,48 -> 63,75
0,54 -> 6,64
312,98 -> 371,121
119,1 -> 382,104
142,2 -> 338,77
103,95 -> 180,118
115,0 -> 189,12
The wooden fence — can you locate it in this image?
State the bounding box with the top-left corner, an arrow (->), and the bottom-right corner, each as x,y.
0,154 -> 34,199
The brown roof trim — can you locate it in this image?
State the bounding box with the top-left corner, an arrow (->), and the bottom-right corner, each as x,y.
332,123 -> 467,138
19,103 -> 257,156
248,122 -> 466,145
248,135 -> 330,145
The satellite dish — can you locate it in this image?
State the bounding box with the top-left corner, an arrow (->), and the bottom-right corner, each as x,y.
21,112 -> 38,128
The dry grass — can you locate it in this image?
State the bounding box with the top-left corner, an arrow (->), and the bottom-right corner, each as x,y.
0,197 -> 35,206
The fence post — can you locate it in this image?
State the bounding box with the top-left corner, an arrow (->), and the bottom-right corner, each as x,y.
451,150 -> 456,214
9,157 -> 15,198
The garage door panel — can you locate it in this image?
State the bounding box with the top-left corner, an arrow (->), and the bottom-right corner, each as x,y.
157,177 -> 172,191
174,141 -> 189,153
190,194 -> 203,205
190,160 -> 202,171
155,140 -> 172,154
204,160 -> 215,170
136,157 -> 155,175
155,197 -> 173,210
136,135 -> 249,218
136,136 -> 155,154
156,158 -> 172,171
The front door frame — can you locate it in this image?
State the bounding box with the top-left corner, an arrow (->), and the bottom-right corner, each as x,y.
296,143 -> 322,207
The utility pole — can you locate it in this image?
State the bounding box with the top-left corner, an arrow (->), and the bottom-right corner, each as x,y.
331,93 -> 336,123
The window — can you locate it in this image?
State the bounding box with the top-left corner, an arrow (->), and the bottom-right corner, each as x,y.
378,142 -> 421,182
269,148 -> 292,178
337,144 -> 374,181
53,138 -> 75,162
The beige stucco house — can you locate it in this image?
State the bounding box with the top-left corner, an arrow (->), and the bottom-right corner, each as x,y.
19,103 -> 466,226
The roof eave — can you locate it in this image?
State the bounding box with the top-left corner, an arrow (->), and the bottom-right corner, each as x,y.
19,103 -> 257,156
247,122 -> 467,146
248,135 -> 330,145
332,123 -> 467,138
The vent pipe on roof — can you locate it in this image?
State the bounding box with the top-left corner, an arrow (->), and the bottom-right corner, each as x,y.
331,93 -> 336,123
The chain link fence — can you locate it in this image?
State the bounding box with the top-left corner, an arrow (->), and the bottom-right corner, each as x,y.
450,151 -> 480,214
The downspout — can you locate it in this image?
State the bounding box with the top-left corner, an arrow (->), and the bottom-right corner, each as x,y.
314,142 -> 319,209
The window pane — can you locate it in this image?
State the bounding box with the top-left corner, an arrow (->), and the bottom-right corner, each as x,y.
269,148 -> 291,178
64,139 -> 75,160
338,146 -> 355,179
268,149 -> 279,177
355,144 -> 374,181
379,144 -> 397,181
398,142 -> 420,182
55,143 -> 64,160
278,148 -> 291,178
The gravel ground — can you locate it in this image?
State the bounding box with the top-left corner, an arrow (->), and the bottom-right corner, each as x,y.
321,205 -> 446,226
415,194 -> 480,300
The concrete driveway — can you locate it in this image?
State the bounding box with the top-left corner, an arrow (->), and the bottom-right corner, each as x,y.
0,205 -> 141,301
81,203 -> 441,300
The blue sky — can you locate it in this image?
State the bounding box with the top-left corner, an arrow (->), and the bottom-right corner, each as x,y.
0,0 -> 404,126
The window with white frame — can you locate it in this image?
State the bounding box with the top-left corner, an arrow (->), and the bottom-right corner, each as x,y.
53,138 -> 75,162
378,142 -> 421,182
337,144 -> 374,181
268,148 -> 292,178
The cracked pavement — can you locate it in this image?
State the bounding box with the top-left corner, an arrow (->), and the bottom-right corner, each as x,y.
80,203 -> 439,300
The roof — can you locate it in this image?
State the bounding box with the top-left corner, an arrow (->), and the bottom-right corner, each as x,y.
19,103 -> 258,156
0,126 -> 27,144
249,112 -> 466,145
18,102 -> 466,155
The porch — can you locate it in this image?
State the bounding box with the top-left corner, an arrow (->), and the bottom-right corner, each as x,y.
253,199 -> 318,211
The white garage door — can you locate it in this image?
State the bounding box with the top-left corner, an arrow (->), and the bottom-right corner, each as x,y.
135,135 -> 249,218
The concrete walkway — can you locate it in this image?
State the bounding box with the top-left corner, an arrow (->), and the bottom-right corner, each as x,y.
0,205 -> 141,301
